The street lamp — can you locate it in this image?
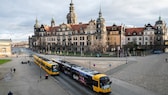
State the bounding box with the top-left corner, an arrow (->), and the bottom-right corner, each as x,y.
81,45 -> 83,56
40,64 -> 42,78
126,48 -> 129,64
88,60 -> 91,69
126,55 -> 128,64
109,64 -> 112,74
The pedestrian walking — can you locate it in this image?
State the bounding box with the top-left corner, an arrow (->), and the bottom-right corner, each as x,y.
13,68 -> 16,73
8,91 -> 13,95
28,60 -> 31,65
45,74 -> 48,79
165,58 -> 167,62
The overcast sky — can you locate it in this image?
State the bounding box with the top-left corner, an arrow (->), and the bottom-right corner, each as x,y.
0,0 -> 168,42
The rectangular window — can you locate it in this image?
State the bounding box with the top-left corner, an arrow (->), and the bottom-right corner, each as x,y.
150,42 -> 152,45
139,42 -> 141,45
145,37 -> 148,40
80,42 -> 84,46
150,37 -> 152,40
87,42 -> 91,45
73,37 -> 77,40
73,42 -> 77,45
139,37 -> 141,40
80,37 -> 84,40
128,38 -> 130,40
145,42 -> 148,45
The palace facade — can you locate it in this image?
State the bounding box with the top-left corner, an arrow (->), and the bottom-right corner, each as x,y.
29,1 -> 168,55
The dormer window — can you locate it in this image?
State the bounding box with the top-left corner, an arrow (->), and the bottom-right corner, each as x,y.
112,27 -> 117,30
147,27 -> 151,30
139,32 -> 142,35
133,32 -> 136,35
62,28 -> 65,31
128,32 -> 131,35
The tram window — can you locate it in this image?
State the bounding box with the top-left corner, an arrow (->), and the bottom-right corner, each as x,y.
46,66 -> 51,71
93,80 -> 98,87
41,62 -> 45,66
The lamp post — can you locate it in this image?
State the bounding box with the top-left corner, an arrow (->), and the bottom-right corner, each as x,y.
81,45 -> 83,56
88,60 -> 91,69
40,64 -> 42,78
126,48 -> 129,64
126,54 -> 128,64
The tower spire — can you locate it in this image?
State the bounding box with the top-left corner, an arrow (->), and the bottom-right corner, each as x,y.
99,0 -> 102,18
66,0 -> 77,24
99,6 -> 102,18
35,17 -> 38,24
51,17 -> 55,27
159,16 -> 161,21
34,17 -> 39,28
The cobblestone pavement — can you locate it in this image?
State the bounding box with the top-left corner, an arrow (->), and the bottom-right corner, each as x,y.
1,53 -> 168,95
60,55 -> 168,95
0,56 -> 69,95
66,59 -> 126,73
0,68 -> 10,80
112,54 -> 168,95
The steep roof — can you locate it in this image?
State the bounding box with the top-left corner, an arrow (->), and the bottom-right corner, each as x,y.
70,24 -> 88,31
106,25 -> 122,31
44,23 -> 89,33
125,27 -> 144,36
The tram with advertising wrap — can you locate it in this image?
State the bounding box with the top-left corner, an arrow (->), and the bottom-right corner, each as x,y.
52,58 -> 112,93
33,55 -> 59,75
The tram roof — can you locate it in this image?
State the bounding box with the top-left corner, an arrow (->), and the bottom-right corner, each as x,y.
36,55 -> 58,65
55,59 -> 100,76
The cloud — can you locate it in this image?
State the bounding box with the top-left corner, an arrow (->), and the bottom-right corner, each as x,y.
0,0 -> 168,42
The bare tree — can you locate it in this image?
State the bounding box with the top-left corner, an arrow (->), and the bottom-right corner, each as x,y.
90,40 -> 104,54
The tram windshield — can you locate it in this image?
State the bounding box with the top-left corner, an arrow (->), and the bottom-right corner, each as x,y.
100,76 -> 112,89
52,65 -> 58,72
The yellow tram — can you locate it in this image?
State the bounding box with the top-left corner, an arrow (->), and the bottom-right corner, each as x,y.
33,55 -> 59,75
52,59 -> 112,93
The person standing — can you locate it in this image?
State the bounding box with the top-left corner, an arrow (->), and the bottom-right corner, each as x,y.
8,91 -> 13,95
45,74 -> 48,79
13,68 -> 16,73
165,58 -> 167,62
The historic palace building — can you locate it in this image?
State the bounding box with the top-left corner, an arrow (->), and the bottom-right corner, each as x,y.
29,1 -> 168,55
29,0 -> 108,55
